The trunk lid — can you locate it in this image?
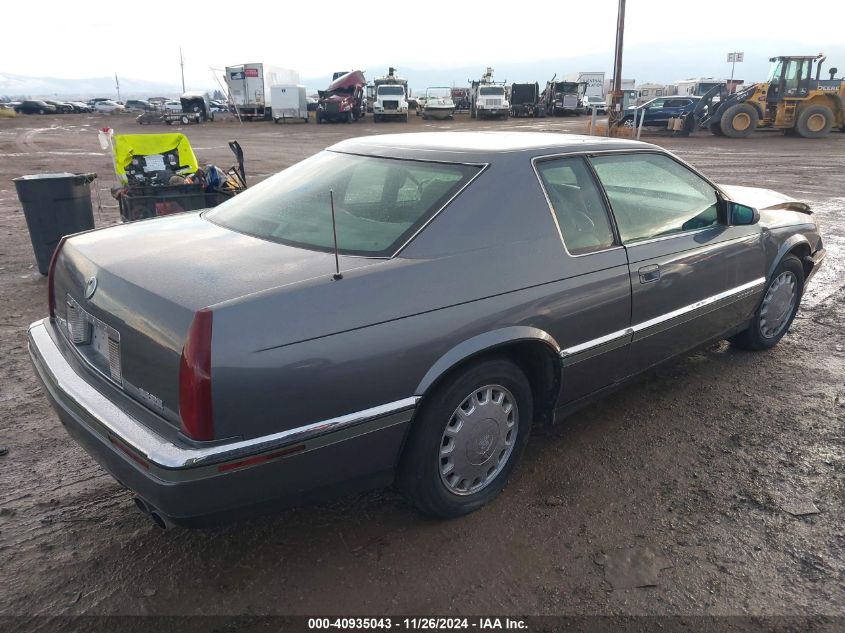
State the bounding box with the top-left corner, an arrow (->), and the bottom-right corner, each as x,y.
51,212 -> 372,428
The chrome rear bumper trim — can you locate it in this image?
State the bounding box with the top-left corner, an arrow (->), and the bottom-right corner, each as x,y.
28,319 -> 418,470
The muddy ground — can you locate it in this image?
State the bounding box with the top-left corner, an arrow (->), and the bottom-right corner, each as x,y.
0,112 -> 843,625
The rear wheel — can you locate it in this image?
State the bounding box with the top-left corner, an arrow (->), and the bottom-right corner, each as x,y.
730,255 -> 804,351
795,105 -> 834,138
398,358 -> 533,518
720,103 -> 758,138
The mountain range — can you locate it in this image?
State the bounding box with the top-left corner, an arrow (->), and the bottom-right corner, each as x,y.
3,41 -> 843,99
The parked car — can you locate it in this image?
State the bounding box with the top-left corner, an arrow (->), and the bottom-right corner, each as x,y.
94,100 -> 125,113
162,100 -> 183,113
14,100 -> 57,115
622,96 -> 700,127
124,99 -> 152,113
43,99 -> 75,113
29,132 -> 826,528
69,101 -> 93,113
582,95 -> 608,115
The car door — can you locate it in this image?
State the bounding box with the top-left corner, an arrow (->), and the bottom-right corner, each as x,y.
644,99 -> 666,124
661,98 -> 688,120
533,156 -> 632,403
588,151 -> 766,377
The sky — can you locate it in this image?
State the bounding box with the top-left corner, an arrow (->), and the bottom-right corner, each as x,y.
2,0 -> 842,87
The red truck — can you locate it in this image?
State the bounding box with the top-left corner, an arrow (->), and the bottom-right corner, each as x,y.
316,70 -> 367,123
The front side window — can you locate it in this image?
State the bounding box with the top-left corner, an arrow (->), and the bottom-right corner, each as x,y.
535,157 -> 616,255
589,153 -> 719,243
207,152 -> 479,256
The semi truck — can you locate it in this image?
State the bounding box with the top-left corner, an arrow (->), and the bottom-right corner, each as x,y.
541,75 -> 584,116
470,67 -> 509,120
372,68 -> 409,122
510,82 -> 541,117
224,63 -> 299,120
316,70 -> 367,123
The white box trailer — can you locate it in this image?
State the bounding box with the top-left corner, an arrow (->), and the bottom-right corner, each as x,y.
225,63 -> 300,119
565,71 -> 605,98
271,85 -> 308,123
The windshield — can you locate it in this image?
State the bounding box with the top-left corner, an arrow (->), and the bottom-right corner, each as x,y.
207,152 -> 480,257
480,87 -> 504,96
378,85 -> 405,96
555,84 -> 578,94
588,96 -> 604,102
426,87 -> 451,99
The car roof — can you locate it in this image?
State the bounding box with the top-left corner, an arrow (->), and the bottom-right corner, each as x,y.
331,132 -> 655,162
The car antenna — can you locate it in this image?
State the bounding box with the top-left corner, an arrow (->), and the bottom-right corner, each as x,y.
329,189 -> 343,280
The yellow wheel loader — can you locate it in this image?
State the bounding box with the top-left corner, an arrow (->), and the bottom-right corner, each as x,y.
704,54 -> 844,138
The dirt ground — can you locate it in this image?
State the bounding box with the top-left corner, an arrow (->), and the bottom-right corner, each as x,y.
0,111 -> 843,624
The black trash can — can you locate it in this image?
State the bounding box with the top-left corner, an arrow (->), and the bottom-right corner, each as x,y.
13,172 -> 97,275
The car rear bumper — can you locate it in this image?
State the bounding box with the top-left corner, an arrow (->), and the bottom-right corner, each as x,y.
28,318 -> 416,525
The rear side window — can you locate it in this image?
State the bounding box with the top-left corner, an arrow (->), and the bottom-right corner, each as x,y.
535,157 -> 616,255
589,153 -> 719,243
207,151 -> 479,257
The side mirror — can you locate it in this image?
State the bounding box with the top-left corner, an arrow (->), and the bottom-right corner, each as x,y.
727,201 -> 760,226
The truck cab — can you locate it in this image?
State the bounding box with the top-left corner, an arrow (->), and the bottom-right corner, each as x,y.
472,85 -> 509,119
374,84 -> 409,122
543,80 -> 583,116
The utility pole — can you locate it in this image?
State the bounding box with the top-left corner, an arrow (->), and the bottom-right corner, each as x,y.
607,0 -> 626,131
115,73 -> 121,102
180,47 -> 186,93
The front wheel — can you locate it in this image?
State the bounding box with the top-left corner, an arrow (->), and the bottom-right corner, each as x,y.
397,358 -> 533,518
730,255 -> 804,351
720,103 -> 759,138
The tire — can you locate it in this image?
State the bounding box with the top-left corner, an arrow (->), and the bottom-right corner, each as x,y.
710,120 -> 725,136
180,115 -> 189,125
719,103 -> 758,138
397,357 -> 533,518
795,105 -> 834,138
38,109 -> 45,114
347,111 -> 354,123
730,255 -> 804,351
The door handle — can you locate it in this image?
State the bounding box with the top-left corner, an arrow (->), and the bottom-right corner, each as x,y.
638,264 -> 661,284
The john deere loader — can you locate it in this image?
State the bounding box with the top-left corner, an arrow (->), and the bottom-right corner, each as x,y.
704,54 -> 844,138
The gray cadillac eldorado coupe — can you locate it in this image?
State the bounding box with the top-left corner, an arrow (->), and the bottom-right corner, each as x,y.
28,132 -> 826,527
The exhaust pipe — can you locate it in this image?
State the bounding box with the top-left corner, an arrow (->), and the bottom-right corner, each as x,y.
133,496 -> 150,515
149,512 -> 172,530
132,496 -> 174,530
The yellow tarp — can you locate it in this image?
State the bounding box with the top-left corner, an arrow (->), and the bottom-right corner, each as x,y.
113,133 -> 199,184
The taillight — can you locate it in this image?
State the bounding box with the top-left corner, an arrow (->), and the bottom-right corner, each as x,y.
47,236 -> 68,319
179,309 -> 214,441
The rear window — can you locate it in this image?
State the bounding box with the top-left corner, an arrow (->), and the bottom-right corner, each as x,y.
207,152 -> 480,257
